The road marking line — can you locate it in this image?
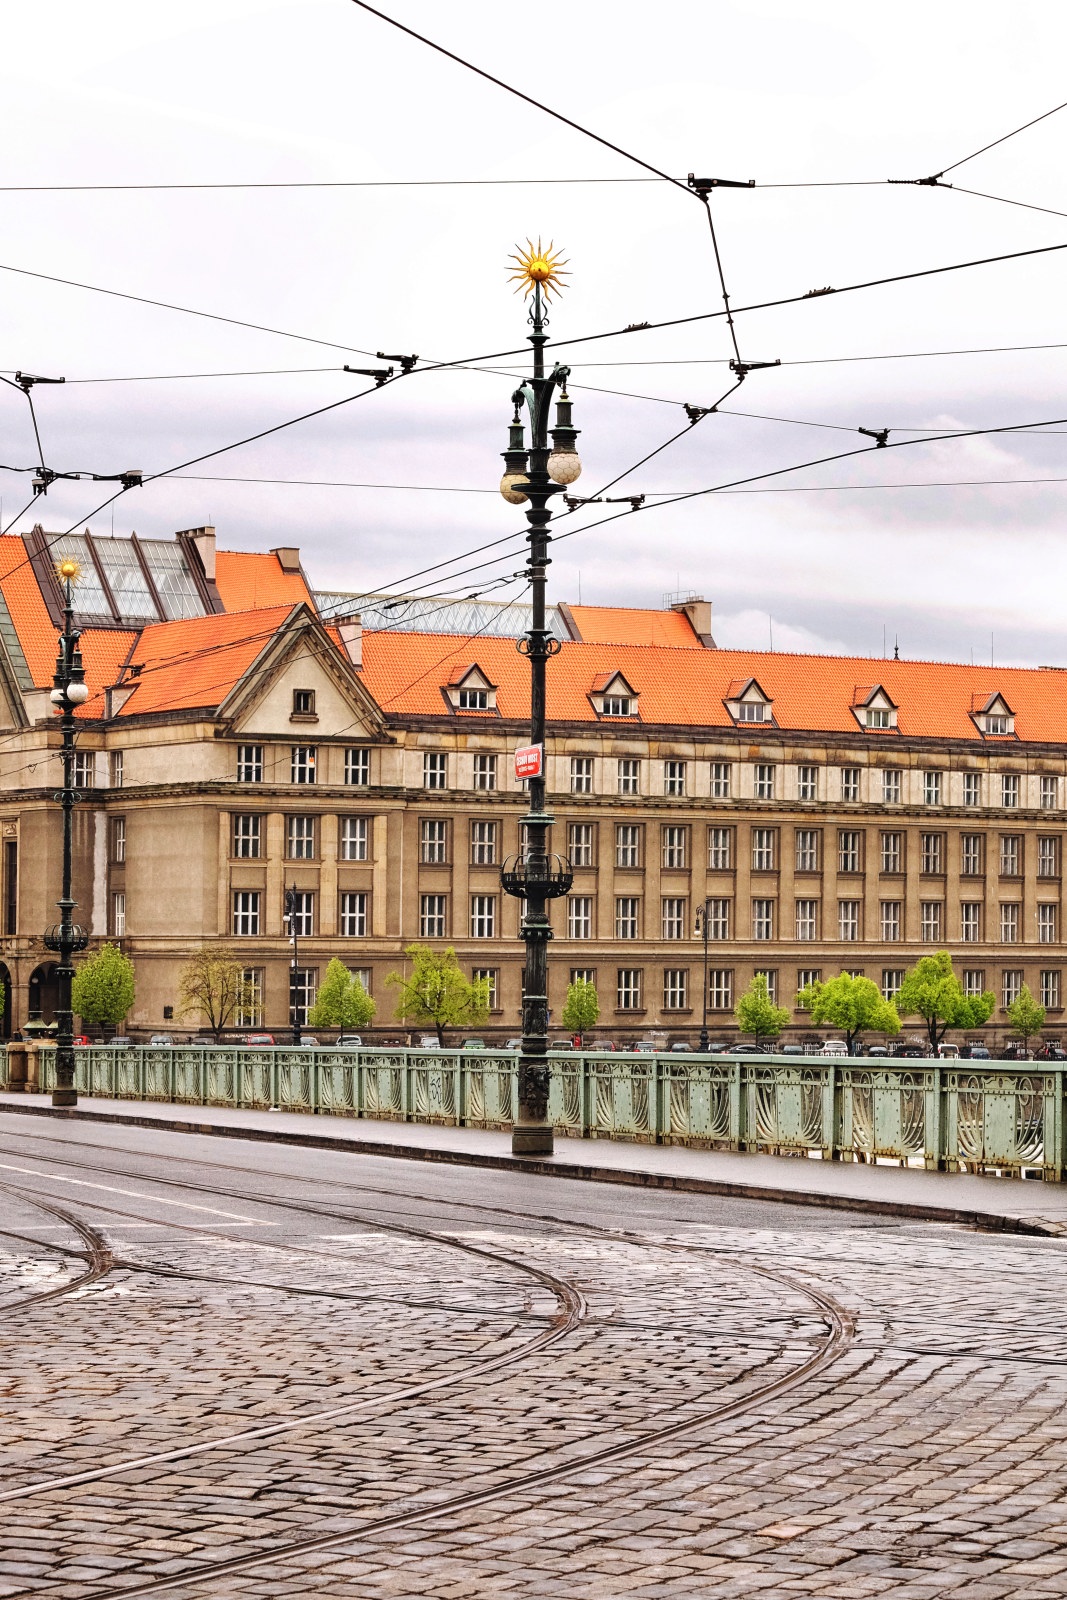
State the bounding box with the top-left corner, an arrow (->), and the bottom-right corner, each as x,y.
0,1162 -> 274,1223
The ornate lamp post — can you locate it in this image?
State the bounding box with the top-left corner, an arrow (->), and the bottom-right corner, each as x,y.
499,241 -> 578,1156
46,558 -> 90,1107
695,899 -> 712,1053
284,885 -> 301,1045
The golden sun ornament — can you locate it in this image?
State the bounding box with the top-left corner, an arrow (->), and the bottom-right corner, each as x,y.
56,558 -> 80,582
508,238 -> 569,302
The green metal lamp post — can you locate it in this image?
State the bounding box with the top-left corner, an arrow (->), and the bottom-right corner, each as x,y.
284,884 -> 301,1045
695,899 -> 713,1053
499,241 -> 578,1157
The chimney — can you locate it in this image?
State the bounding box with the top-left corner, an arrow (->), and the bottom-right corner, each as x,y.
335,613 -> 362,669
272,546 -> 302,574
176,526 -> 216,580
670,595 -> 715,647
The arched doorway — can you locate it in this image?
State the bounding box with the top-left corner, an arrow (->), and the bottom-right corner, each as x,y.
28,963 -> 59,1024
0,963 -> 12,1039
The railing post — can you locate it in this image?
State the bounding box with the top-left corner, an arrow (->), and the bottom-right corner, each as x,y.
925,1065 -> 943,1170
650,1053 -> 661,1143
1050,1065 -> 1065,1182
731,1058 -> 747,1149
823,1062 -> 838,1160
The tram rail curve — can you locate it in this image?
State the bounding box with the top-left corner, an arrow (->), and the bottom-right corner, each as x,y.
0,1177 -> 114,1312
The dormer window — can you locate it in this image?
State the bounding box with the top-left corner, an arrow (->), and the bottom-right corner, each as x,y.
603,694 -> 634,717
444,664 -> 497,713
457,687 -> 489,710
590,671 -> 639,719
853,685 -> 898,731
725,678 -> 773,726
737,700 -> 769,723
986,714 -> 1008,735
867,707 -> 892,729
971,692 -> 1015,738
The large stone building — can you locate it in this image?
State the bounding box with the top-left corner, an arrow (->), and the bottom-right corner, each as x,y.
1,522 -> 1066,1046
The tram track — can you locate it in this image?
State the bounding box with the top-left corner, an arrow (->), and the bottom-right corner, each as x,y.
0,1178 -> 114,1312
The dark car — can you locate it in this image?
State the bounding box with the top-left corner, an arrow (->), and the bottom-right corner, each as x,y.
779,1043 -> 805,1056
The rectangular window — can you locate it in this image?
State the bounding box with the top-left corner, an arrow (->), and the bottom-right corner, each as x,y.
1041,776 -> 1059,811
232,890 -> 260,937
754,764 -> 775,801
1003,969 -> 1023,1007
111,891 -> 125,937
570,757 -> 593,795
458,687 -> 489,710
616,825 -> 641,868
617,759 -> 640,796
1001,773 -> 1020,809
880,901 -> 901,942
290,745 -> 316,785
794,829 -> 819,873
795,900 -> 818,941
287,891 -> 314,937
615,897 -> 640,940
292,688 -> 315,717
755,969 -> 778,1004
867,707 -> 892,729
420,819 -> 448,864
1039,837 -> 1059,878
472,968 -> 499,1010
880,831 -> 902,874
1000,835 -> 1021,876
419,894 -> 447,938
109,751 -> 124,788
737,701 -> 768,723
701,899 -> 729,941
663,969 -> 688,1010
923,771 -> 942,806
236,744 -> 263,784
602,694 -> 633,717
752,899 -> 775,941
4,840 -> 17,937
289,968 -> 316,1029
838,831 -> 862,873
469,821 -> 497,866
286,815 -> 316,860
961,834 -> 983,876
340,816 -> 369,862
72,752 -> 94,788
617,969 -> 642,1010
664,760 -> 687,796
921,833 -> 944,875
881,770 -> 901,805
236,969 -> 263,1028
472,753 -> 497,791
470,895 -> 496,938
999,903 -> 1020,943
708,827 -> 733,870
232,814 -> 262,859
960,902 -> 982,943
340,891 -> 368,937
921,902 -> 943,941
1041,970 -> 1061,1010
963,969 -> 985,999
423,752 -> 447,790
570,967 -> 596,987
963,772 -> 981,807
661,898 -> 686,940
111,816 -> 126,864
352,967 -> 372,997
841,767 -> 860,803
710,762 -> 731,799
752,828 -> 776,871
838,900 -> 860,941
568,896 -> 593,939
708,969 -> 733,1009
797,968 -> 822,991
344,747 -> 370,786
882,969 -> 905,1000
797,765 -> 818,802
662,826 -> 687,869
1039,904 -> 1058,944
568,823 -> 593,867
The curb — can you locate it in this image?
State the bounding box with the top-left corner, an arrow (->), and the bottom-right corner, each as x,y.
0,1100 -> 1057,1238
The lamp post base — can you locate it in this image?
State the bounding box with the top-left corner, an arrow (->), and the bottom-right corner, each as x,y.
51,1088 -> 77,1108
511,1121 -> 554,1156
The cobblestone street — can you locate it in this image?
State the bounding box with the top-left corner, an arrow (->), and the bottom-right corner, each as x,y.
3,1113 -> 1067,1598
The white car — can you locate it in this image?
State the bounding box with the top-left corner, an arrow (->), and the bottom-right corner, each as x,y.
819,1039 -> 849,1057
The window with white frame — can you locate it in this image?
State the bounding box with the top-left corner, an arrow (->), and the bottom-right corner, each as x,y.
232,890 -> 260,936
664,760 -> 687,796
705,898 -> 731,940
237,744 -> 263,783
457,687 -> 489,710
290,745 -> 316,785
710,761 -> 731,799
881,831 -> 902,874
921,833 -> 943,875
570,757 -> 593,794
72,752 -> 94,788
752,828 -> 775,871
111,891 -> 125,937
923,771 -> 942,806
866,706 -> 892,729
1041,969 -> 1061,1010
352,967 -> 372,997
961,834 -> 983,876
797,765 -> 818,802
344,747 -> 370,786
737,700 -> 769,723
617,759 -> 640,795
567,896 -> 593,939
472,753 -> 497,791
882,969 -> 905,1000
1000,902 -> 1019,943
423,751 -> 447,790
470,820 -> 497,866
963,969 -> 985,998
472,968 -> 498,1010
420,819 -> 447,863
286,815 -> 316,860
838,831 -> 862,873
708,969 -> 733,1009
663,969 -> 688,1010
1000,835 -> 1021,876
470,895 -> 496,938
232,814 -> 261,859
752,899 -> 775,941
615,897 -> 640,939
754,764 -> 775,801
568,823 -> 593,867
795,829 -> 819,873
661,898 -> 686,940
797,968 -> 822,991
662,826 -> 687,869
289,968 -> 316,1028
616,969 -> 642,1010
340,816 -> 369,862
920,901 -> 942,942
616,824 -> 640,868
111,816 -> 126,864
1041,775 -> 1059,811
841,767 -> 860,803
795,900 -> 818,941
109,751 -> 124,788
755,969 -> 778,1003
838,900 -> 860,941
1003,969 -> 1023,1007
708,827 -> 733,870
1039,904 -> 1058,944
570,967 -> 595,986
960,902 -> 982,943
880,901 -> 901,942
419,894 -> 448,937
602,693 -> 634,717
963,772 -> 981,807
1039,837 -> 1059,877
881,769 -> 901,805
1001,773 -> 1020,809
236,969 -> 263,1028
340,892 -> 368,937
287,891 -> 314,937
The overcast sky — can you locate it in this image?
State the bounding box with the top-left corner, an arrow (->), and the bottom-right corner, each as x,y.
3,0 -> 1067,665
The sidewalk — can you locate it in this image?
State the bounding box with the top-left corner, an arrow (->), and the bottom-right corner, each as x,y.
4,1090 -> 1067,1237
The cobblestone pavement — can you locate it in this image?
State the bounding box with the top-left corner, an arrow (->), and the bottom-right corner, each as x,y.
2,1116 -> 1067,1598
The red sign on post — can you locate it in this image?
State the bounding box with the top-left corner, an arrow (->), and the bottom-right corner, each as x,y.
514,743 -> 543,780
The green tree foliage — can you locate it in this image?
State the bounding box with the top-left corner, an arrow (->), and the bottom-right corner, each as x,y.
561,977 -> 599,1044
387,945 -> 490,1045
895,951 -> 996,1052
797,972 -> 901,1054
178,944 -> 253,1040
71,942 -> 135,1029
1007,984 -> 1046,1053
307,958 -> 376,1032
735,973 -> 790,1043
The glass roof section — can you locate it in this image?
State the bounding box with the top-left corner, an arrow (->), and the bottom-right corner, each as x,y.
52,535 -> 114,622
142,539 -> 206,620
315,591 -> 568,641
94,539 -> 156,620
48,533 -> 209,626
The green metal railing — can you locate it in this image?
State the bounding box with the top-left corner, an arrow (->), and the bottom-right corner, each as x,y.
4,1046 -> 1063,1180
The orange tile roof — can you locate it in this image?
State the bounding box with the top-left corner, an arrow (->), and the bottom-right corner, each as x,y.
115,605 -> 297,716
566,604 -> 698,647
360,632 -> 1067,744
0,535 -> 59,685
214,551 -> 312,612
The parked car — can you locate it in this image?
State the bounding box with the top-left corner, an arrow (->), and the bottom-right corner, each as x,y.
240,1032 -> 276,1047
549,1040 -> 577,1051
890,1042 -> 926,1058
865,1044 -> 890,1058
731,1043 -> 763,1054
587,1039 -> 617,1051
668,1041 -> 692,1052
999,1044 -> 1032,1061
108,1035 -> 132,1048
337,1034 -> 364,1048
819,1040 -> 849,1057
416,1034 -> 441,1049
779,1043 -> 805,1056
189,1036 -> 216,1046
937,1043 -> 960,1059
148,1034 -> 175,1046
631,1040 -> 658,1053
503,1037 -> 523,1051
959,1043 -> 990,1059
1034,1043 -> 1066,1061
72,1034 -> 90,1047
461,1037 -> 486,1050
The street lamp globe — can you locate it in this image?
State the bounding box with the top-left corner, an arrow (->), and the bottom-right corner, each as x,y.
546,449 -> 582,485
499,471 -> 529,504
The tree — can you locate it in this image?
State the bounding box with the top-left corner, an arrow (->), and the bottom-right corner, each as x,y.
735,973 -> 790,1043
178,945 -> 254,1040
71,942 -> 135,1031
387,945 -> 490,1045
797,972 -> 901,1055
1007,984 -> 1046,1054
561,977 -> 599,1045
895,951 -> 996,1053
308,958 -> 376,1032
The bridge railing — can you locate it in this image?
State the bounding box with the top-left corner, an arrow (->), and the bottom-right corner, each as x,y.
4,1046 -> 1063,1180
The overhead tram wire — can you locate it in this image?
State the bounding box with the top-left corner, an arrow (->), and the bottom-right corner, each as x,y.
938,96 -> 1067,178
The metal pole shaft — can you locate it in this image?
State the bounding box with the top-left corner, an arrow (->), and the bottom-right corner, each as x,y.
52,598 -> 77,1107
699,905 -> 710,1053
